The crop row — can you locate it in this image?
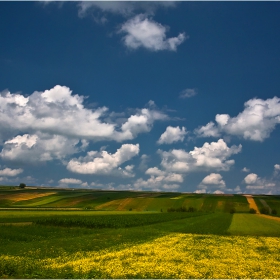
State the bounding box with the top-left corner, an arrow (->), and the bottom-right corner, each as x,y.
35,212 -> 205,229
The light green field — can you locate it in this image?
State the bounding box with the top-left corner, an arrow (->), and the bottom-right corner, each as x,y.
228,213 -> 280,236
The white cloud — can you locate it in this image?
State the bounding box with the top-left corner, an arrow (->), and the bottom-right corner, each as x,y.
274,164 -> 280,171
213,190 -> 224,194
195,97 -> 280,141
193,189 -> 206,194
0,86 -> 167,143
1,133 -> 82,162
243,173 -> 277,193
244,173 -> 258,184
201,173 -> 225,186
59,178 -> 83,184
120,14 -> 186,51
242,167 -> 250,172
234,185 -> 241,192
133,166 -> 183,191
138,154 -> 150,171
195,122 -> 220,138
159,139 -> 241,173
179,88 -> 197,99
157,126 -> 187,144
117,108 -> 167,141
198,173 -> 226,190
0,167 -> 23,177
67,144 -> 139,175
81,182 -> 89,188
77,1 -> 176,18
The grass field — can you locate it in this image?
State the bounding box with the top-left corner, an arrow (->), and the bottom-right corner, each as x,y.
1,188 -> 280,278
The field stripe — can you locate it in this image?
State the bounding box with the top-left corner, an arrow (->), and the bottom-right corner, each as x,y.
243,195 -> 260,213
259,214 -> 280,222
260,199 -> 272,214
0,222 -> 32,226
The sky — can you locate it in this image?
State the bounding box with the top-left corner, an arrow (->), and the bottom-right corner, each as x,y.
0,1 -> 280,194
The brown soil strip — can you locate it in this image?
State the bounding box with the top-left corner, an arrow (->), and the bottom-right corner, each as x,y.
259,214 -> 280,222
117,198 -> 134,211
243,195 -> 260,214
0,222 -> 32,226
95,200 -> 121,210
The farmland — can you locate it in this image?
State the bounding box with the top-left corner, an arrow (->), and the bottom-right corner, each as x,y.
1,187 -> 280,278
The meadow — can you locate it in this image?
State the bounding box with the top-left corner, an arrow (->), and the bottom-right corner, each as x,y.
1,187 -> 280,278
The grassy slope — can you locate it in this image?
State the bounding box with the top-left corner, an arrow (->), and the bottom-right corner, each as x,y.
228,213 -> 280,236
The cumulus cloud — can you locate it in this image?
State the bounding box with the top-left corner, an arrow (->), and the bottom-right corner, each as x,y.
133,166 -> 183,191
195,97 -> 280,141
244,173 -> 258,184
213,190 -> 225,194
0,86 -> 167,144
118,108 -> 168,141
0,167 -> 23,176
159,139 -> 241,173
198,173 -> 226,190
274,164 -> 280,171
0,133 -> 83,162
157,126 -> 187,144
67,143 -> 139,175
179,88 -> 197,99
59,178 -> 83,184
193,189 -> 206,194
195,122 -> 220,138
202,173 -> 226,186
120,14 -> 186,51
243,173 -> 277,193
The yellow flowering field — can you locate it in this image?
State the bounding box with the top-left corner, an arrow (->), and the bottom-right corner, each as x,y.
1,232 -> 280,278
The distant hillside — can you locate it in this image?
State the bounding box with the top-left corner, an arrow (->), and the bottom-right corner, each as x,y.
4,186 -> 279,214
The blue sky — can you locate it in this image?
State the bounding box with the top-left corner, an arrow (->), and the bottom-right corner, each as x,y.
1,1 -> 280,194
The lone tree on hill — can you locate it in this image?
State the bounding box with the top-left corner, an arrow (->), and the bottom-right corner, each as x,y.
19,183 -> 26,188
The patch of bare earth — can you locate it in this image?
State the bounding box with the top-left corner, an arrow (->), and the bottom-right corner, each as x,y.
0,192 -> 57,202
243,195 -> 260,214
116,198 -> 134,210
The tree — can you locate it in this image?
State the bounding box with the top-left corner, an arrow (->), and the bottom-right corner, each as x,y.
19,183 -> 26,188
249,208 -> 257,214
260,207 -> 269,215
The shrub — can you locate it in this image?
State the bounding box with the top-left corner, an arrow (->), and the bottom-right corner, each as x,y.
272,209 -> 277,215
167,206 -> 196,213
188,207 -> 196,212
260,207 -> 269,215
249,208 -> 257,214
229,208 -> 236,214
19,183 -> 26,188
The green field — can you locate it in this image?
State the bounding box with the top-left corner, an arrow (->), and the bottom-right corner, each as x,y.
0,188 -> 252,212
1,188 -> 280,278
